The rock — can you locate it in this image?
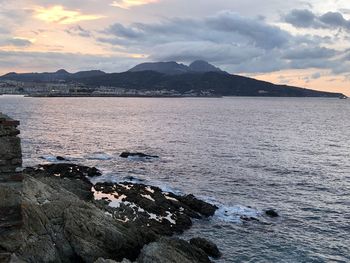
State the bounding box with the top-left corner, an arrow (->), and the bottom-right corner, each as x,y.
137,238 -> 211,263
189,238 -> 221,259
2,176 -> 155,263
56,156 -> 67,161
93,182 -> 218,236
24,163 -> 102,201
178,194 -> 217,217
120,152 -> 159,159
265,209 -> 279,218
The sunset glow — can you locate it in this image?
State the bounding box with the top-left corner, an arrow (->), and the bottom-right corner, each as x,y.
34,6 -> 104,24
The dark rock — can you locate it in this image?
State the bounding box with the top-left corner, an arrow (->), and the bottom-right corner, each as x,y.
265,209 -> 279,218
190,237 -> 221,259
93,182 -> 218,236
138,237 -> 211,263
178,194 -> 218,217
120,152 -> 159,159
56,156 -> 67,161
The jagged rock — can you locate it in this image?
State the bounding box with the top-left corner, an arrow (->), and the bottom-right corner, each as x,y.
120,152 -> 159,159
24,163 -> 102,201
189,238 -> 221,259
137,238 -> 211,263
93,182 -> 218,236
178,194 -> 217,217
265,209 -> 279,218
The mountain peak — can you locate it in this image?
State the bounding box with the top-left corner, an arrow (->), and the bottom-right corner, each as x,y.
55,69 -> 70,74
128,61 -> 189,75
189,60 -> 222,73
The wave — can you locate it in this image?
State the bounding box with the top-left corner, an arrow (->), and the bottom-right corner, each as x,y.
214,205 -> 261,223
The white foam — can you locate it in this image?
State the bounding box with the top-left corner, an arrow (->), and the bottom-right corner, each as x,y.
40,155 -> 59,162
214,205 -> 261,223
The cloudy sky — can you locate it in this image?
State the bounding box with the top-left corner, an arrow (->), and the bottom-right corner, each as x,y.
1,0 -> 349,95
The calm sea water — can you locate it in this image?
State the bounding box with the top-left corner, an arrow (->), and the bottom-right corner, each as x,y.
1,95 -> 349,262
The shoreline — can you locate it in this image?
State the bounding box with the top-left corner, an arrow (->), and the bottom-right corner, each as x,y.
0,114 -> 222,263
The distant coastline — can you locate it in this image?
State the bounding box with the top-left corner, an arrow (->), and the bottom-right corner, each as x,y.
0,61 -> 347,99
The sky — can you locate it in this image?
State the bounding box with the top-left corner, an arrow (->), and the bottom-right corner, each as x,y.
0,0 -> 349,95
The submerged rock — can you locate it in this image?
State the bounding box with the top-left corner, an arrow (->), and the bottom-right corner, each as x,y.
56,156 -> 67,161
189,238 -> 221,259
265,209 -> 279,218
120,152 -> 159,159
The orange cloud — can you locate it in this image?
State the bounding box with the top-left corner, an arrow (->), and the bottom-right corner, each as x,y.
34,5 -> 104,24
111,0 -> 159,9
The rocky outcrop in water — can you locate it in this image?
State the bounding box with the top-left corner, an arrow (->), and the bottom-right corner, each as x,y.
120,152 -> 159,159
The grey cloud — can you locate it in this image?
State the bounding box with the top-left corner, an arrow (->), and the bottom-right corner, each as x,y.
103,11 -> 291,50
65,25 -> 92,38
283,46 -> 337,60
98,11 -> 346,74
0,38 -> 32,47
285,9 -> 350,31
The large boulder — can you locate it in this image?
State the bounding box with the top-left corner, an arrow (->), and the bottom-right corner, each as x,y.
137,238 -> 211,263
189,238 -> 221,259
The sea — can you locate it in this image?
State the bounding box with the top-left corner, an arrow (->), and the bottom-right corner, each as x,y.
1,95 -> 349,263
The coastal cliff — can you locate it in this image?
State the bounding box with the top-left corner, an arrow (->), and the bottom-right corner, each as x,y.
0,114 -> 220,263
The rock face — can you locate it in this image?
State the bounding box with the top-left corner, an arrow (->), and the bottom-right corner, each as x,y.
0,113 -> 23,262
0,114 -> 22,173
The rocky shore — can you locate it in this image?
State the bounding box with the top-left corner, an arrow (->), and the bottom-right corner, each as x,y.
0,114 -> 221,263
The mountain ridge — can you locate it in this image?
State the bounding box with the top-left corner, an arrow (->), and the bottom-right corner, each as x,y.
0,61 -> 346,98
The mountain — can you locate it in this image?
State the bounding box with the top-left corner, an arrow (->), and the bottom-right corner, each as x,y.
128,60 -> 225,75
0,70 -> 106,82
0,61 -> 345,98
189,60 -> 222,73
128,61 -> 190,75
76,71 -> 344,98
